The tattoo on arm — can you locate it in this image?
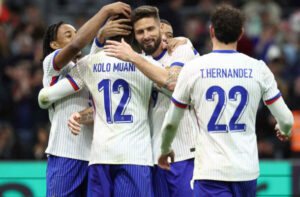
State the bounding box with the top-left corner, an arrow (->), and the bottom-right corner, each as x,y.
78,107 -> 94,125
163,66 -> 182,91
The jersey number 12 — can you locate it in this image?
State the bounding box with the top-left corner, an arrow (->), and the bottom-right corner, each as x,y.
98,79 -> 133,124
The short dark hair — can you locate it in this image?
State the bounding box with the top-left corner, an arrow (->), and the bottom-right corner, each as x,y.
131,5 -> 160,25
42,21 -> 65,61
211,4 -> 245,44
160,19 -> 171,27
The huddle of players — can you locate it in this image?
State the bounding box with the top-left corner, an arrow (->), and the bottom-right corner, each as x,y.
39,2 -> 293,197
40,3 -> 199,197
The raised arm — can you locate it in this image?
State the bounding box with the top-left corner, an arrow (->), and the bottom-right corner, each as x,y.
90,16 -> 132,54
54,2 -> 131,69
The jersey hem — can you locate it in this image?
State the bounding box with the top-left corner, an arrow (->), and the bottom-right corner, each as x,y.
89,160 -> 153,167
46,152 -> 90,162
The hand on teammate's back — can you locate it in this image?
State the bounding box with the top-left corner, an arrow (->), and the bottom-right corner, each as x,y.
98,16 -> 132,44
104,2 -> 131,18
68,112 -> 82,135
275,124 -> 290,141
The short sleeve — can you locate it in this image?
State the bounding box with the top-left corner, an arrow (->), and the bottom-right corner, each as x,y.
171,65 -> 191,108
169,44 -> 197,67
90,37 -> 105,54
141,54 -> 162,67
66,55 -> 91,90
260,61 -> 281,105
43,49 -> 62,77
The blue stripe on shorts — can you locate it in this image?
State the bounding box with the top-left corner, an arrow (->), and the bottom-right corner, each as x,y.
89,164 -> 153,197
46,155 -> 89,197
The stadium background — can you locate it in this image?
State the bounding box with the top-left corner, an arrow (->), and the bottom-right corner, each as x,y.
0,0 -> 300,196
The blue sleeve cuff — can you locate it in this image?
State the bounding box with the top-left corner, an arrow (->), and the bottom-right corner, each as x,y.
170,62 -> 184,67
95,37 -> 105,48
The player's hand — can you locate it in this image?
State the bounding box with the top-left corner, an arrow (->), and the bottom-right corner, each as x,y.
158,151 -> 175,171
163,37 -> 187,54
68,112 -> 82,135
275,124 -> 290,141
97,15 -> 132,44
103,2 -> 131,18
38,87 -> 52,109
104,38 -> 137,62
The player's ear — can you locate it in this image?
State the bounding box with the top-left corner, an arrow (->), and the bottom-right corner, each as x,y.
238,28 -> 244,41
50,41 -> 59,50
160,23 -> 164,31
209,25 -> 215,39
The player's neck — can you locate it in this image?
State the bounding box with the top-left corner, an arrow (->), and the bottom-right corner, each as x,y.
151,42 -> 164,59
212,40 -> 237,52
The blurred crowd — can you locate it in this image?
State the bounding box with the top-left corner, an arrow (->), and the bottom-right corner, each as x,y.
0,0 -> 300,160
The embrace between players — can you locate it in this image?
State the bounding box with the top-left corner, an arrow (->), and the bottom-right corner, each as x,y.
39,2 -> 293,197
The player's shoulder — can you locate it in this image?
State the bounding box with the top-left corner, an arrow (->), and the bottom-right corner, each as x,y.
43,49 -> 61,67
237,52 -> 268,71
173,43 -> 195,54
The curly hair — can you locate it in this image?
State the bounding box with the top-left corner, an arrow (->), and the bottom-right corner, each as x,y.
211,4 -> 245,44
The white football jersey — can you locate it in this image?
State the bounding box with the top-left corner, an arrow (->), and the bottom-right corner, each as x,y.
90,37 -> 104,54
151,44 -> 199,164
68,51 -> 159,166
43,49 -> 93,161
172,50 -> 281,181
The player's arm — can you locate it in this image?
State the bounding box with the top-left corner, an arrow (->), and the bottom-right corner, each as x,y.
261,61 -> 294,139
158,102 -> 185,170
54,2 -> 131,69
105,38 -> 168,88
266,97 -> 294,139
105,39 -> 196,91
69,107 -> 94,135
39,56 -> 88,109
158,64 -> 191,170
90,15 -> 132,54
38,77 -> 81,109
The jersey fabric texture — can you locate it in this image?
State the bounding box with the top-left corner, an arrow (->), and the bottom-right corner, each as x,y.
88,164 -> 153,197
67,51 -> 161,166
172,50 -> 281,181
151,44 -> 199,164
46,155 -> 88,197
153,159 -> 194,197
43,49 -> 93,161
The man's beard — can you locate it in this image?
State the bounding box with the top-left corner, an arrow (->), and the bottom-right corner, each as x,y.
140,35 -> 161,55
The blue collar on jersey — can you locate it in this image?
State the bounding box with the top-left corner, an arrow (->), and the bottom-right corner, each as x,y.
211,50 -> 238,53
154,49 -> 167,60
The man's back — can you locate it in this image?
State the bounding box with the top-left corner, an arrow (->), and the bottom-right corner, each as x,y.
173,50 -> 281,181
72,51 -> 155,166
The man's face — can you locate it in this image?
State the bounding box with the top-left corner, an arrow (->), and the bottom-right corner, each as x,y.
52,24 -> 81,59
133,17 -> 162,55
161,23 -> 173,43
55,24 -> 76,48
